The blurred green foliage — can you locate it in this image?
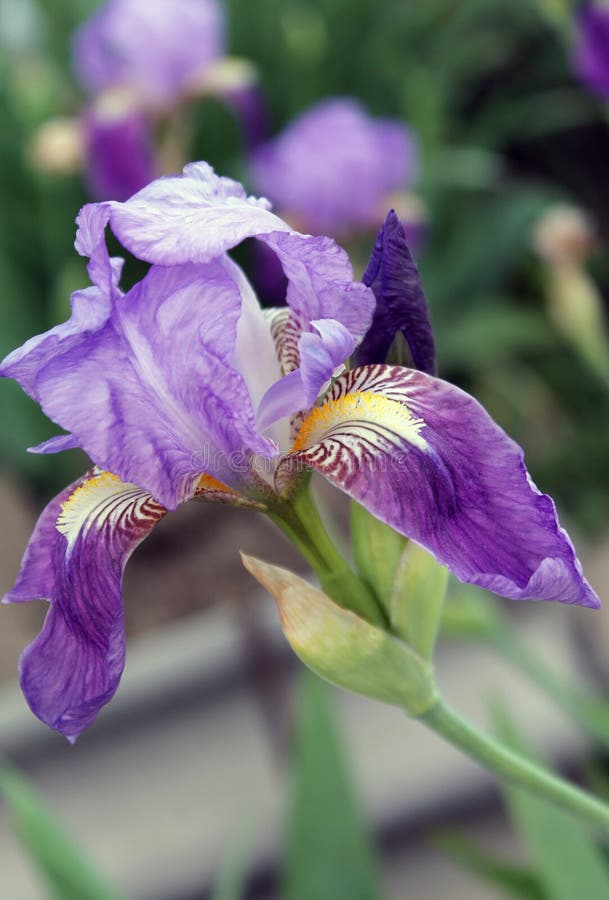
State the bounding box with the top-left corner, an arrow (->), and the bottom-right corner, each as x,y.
1,0 -> 609,535
0,761 -> 125,900
282,672 -> 382,900
436,700 -> 609,899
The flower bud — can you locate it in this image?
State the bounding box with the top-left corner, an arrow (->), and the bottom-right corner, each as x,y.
350,500 -> 406,612
390,542 -> 449,659
28,117 -> 83,176
533,205 -> 595,267
190,56 -> 260,97
241,554 -> 438,716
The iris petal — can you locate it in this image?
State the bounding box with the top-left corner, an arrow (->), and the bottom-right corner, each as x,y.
8,470 -> 166,742
2,260 -> 275,509
109,163 -> 375,347
284,364 -> 599,608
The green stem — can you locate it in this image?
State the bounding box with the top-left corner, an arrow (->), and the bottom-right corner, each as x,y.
421,700 -> 609,838
268,485 -> 386,627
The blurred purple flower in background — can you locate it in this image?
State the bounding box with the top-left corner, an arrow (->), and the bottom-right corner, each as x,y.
249,98 -> 419,236
72,0 -> 226,199
574,2 -> 609,99
73,0 -> 225,108
82,95 -> 154,201
0,163 -> 599,742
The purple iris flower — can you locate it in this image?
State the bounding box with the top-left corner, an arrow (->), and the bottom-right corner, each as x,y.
1,163 -> 599,742
72,0 -> 225,199
574,2 -> 609,99
249,98 -> 418,235
73,0 -> 225,110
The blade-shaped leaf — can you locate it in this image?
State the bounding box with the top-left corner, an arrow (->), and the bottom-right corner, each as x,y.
210,824 -> 252,900
435,831 -> 547,900
0,762 -> 124,900
493,704 -> 609,900
282,672 -> 383,900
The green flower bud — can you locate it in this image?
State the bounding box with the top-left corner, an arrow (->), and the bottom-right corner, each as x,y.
241,553 -> 438,717
390,542 -> 449,659
350,500 -> 407,612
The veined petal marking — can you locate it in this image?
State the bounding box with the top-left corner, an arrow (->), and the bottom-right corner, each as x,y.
281,364 -> 600,608
57,471 -> 166,552
291,389 -> 427,453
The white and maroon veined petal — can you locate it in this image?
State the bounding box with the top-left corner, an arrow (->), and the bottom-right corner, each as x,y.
9,470 -> 166,742
282,365 -> 599,608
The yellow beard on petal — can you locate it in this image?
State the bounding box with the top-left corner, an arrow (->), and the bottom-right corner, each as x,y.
57,471 -> 164,551
196,473 -> 237,494
291,390 -> 427,452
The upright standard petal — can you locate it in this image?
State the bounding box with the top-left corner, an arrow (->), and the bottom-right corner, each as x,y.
109,163 -> 375,348
285,365 -> 599,608
108,161 -> 288,265
107,162 -> 375,408
7,471 -> 166,741
73,0 -> 225,108
356,210 -> 436,375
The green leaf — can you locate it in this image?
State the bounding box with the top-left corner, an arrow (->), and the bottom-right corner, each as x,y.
493,705 -> 609,900
350,500 -> 406,611
282,672 -> 383,900
0,762 -> 125,900
438,306 -> 553,371
435,831 -> 547,900
210,824 -> 252,900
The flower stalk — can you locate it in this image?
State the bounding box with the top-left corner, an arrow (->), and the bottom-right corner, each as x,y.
420,699 -> 609,840
268,485 -> 387,628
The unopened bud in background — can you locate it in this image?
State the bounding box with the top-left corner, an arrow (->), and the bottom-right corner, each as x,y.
533,204 -> 609,387
28,116 -> 83,176
533,204 -> 595,267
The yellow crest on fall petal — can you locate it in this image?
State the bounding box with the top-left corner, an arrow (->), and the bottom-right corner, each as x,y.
56,471 -> 164,550
291,389 -> 427,452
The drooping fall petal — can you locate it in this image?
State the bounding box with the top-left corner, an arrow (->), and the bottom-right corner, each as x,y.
5,471 -> 166,742
285,365 -> 599,608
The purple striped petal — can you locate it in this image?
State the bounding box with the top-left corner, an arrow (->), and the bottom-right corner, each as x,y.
4,480 -> 80,605
286,365 -> 599,608
356,210 -> 436,374
6,471 -> 166,741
